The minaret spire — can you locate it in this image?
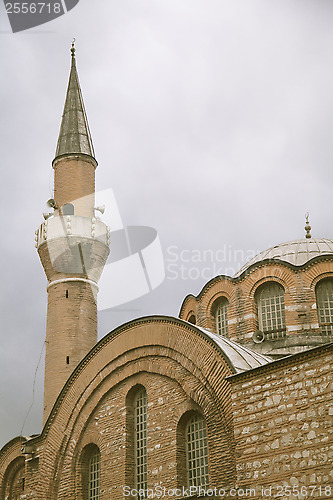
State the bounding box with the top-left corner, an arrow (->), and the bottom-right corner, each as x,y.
54,40 -> 95,161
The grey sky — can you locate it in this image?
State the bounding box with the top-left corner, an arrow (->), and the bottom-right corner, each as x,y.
1,0 -> 333,448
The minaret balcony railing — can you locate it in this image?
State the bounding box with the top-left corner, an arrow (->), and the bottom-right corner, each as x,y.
35,215 -> 110,249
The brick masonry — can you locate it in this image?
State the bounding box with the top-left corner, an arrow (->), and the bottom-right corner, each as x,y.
1,319 -> 332,499
179,259 -> 333,356
0,318 -> 237,499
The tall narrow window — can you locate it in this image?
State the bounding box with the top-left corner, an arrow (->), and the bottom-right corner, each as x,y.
256,282 -> 286,339
316,279 -> 333,336
134,390 -> 147,492
88,450 -> 100,500
214,298 -> 229,337
186,414 -> 209,488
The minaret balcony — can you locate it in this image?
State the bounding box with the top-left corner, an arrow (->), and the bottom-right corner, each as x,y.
35,215 -> 110,249
35,215 -> 110,281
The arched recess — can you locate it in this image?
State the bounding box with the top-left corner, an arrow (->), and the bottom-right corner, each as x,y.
186,312 -> 196,325
1,456 -> 25,500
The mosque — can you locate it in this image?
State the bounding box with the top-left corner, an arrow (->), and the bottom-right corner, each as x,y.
0,44 -> 332,500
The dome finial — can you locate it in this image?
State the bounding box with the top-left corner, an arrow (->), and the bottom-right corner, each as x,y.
71,38 -> 76,59
305,212 -> 311,239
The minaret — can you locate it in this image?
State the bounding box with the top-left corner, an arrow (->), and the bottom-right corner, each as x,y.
35,42 -> 110,425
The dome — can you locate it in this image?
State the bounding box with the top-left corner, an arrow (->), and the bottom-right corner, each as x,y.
234,238 -> 333,278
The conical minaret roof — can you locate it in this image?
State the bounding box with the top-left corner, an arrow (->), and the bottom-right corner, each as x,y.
54,42 -> 95,161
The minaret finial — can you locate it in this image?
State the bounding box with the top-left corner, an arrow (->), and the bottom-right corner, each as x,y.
305,212 -> 311,239
71,38 -> 76,59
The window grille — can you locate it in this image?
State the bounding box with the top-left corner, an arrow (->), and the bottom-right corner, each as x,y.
186,415 -> 209,488
135,390 -> 147,492
257,283 -> 286,339
215,299 -> 228,337
316,280 -> 333,336
89,451 -> 100,500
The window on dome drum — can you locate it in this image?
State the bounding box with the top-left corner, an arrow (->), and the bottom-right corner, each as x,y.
88,450 -> 101,500
213,298 -> 229,337
188,314 -> 196,325
256,283 -> 286,339
186,414 -> 209,488
316,280 -> 333,336
134,390 -> 147,492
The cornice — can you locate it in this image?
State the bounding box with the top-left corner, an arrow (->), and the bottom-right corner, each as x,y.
179,255 -> 333,316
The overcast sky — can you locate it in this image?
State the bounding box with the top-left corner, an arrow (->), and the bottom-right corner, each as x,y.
1,0 -> 333,448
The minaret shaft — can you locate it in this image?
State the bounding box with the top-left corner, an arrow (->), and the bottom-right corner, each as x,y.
43,281 -> 97,420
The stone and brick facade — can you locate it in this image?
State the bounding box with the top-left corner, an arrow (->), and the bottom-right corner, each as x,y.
179,254 -> 333,358
229,342 -> 333,498
1,46 -> 332,500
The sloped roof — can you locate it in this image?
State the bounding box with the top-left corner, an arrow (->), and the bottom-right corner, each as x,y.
193,324 -> 272,373
234,238 -> 333,278
54,44 -> 95,160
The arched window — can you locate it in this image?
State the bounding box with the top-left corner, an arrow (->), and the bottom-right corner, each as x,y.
62,203 -> 74,215
188,314 -> 196,325
212,298 -> 229,337
134,389 -> 147,491
256,282 -> 286,339
79,444 -> 101,500
88,450 -> 101,500
186,414 -> 209,488
316,279 -> 333,336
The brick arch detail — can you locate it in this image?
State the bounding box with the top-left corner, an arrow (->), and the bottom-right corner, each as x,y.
248,275 -> 288,299
310,271 -> 333,289
0,439 -> 25,500
0,455 -> 25,500
185,310 -> 196,323
207,290 -> 231,313
40,339 -> 235,499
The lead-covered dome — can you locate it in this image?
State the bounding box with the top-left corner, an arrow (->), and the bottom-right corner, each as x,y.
234,238 -> 333,278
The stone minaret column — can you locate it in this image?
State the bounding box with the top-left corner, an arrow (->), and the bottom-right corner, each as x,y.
36,43 -> 110,425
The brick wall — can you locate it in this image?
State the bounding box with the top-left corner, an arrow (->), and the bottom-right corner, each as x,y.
53,155 -> 97,218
